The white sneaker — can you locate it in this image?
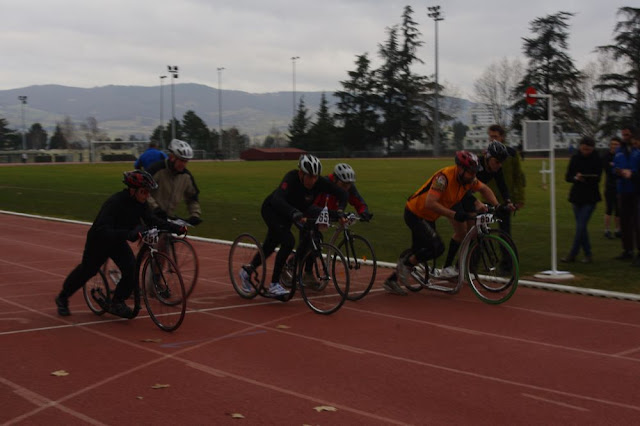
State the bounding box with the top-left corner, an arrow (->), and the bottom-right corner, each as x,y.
268,282 -> 289,296
396,255 -> 412,286
239,266 -> 253,292
439,266 -> 459,279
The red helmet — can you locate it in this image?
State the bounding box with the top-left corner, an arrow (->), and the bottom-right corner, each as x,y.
454,151 -> 479,173
122,170 -> 158,190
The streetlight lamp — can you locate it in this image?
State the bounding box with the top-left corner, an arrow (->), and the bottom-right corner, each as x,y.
291,56 -> 300,118
217,67 -> 226,158
18,96 -> 28,153
159,75 -> 167,148
428,5 -> 444,157
167,65 -> 179,141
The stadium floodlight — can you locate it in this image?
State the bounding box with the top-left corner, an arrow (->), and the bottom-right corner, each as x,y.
167,65 -> 179,140
18,96 -> 28,153
428,5 -> 444,157
291,56 -> 300,118
159,75 -> 167,149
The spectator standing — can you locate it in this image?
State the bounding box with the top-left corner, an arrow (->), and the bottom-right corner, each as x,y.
631,130 -> 640,267
603,137 -> 621,239
612,125 -> 639,261
560,137 -> 602,263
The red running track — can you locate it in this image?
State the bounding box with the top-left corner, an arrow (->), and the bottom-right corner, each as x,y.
1,212 -> 640,425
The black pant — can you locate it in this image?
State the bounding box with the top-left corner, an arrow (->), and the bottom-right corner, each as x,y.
618,193 -> 637,253
60,233 -> 136,303
404,208 -> 445,263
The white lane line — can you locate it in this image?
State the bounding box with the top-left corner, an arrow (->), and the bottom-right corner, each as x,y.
522,393 -> 589,412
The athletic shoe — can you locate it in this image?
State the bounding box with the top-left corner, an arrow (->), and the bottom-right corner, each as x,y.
239,266 -> 253,292
383,278 -> 407,296
302,272 -> 322,291
604,230 -> 613,239
614,251 -> 633,260
110,301 -> 133,318
396,255 -> 412,286
55,295 -> 70,316
268,282 -> 289,297
439,266 -> 459,279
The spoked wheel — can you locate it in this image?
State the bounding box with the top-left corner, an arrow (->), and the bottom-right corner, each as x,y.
141,252 -> 186,332
466,234 -> 519,304
167,237 -> 199,298
337,235 -> 377,301
83,268 -> 110,315
299,243 -> 349,315
229,233 -> 265,299
399,249 -> 424,292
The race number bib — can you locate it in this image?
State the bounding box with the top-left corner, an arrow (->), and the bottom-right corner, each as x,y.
315,206 -> 330,227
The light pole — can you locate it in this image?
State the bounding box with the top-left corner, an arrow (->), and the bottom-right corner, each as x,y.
159,75 -> 167,148
291,56 -> 300,119
217,67 -> 226,159
167,65 -> 179,141
18,96 -> 28,153
428,5 -> 443,157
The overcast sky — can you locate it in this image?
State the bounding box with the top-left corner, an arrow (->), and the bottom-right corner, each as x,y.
1,0 -> 629,99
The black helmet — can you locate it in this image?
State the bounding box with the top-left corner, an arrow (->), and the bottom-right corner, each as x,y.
486,141 -> 509,162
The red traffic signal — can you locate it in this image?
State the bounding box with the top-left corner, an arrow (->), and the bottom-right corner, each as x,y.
525,87 -> 537,105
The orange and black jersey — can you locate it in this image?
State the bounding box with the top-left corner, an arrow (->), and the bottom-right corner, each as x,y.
405,165 -> 483,221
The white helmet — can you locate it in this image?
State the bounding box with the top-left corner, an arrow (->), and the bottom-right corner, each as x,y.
298,154 -> 322,176
168,139 -> 194,160
333,163 -> 356,183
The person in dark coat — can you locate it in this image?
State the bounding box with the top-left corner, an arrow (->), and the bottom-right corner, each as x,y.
561,136 -> 603,264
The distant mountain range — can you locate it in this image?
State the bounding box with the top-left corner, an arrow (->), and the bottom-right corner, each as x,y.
0,84 -> 476,144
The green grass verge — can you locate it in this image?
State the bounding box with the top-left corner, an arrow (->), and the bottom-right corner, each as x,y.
0,158 -> 637,294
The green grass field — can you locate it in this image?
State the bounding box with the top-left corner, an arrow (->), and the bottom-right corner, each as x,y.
1,158 -> 637,294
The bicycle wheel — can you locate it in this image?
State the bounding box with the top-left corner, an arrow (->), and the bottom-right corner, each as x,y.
141,252 -> 186,332
228,233 -> 264,299
83,268 -> 110,315
337,234 -> 377,301
299,243 -> 349,315
465,234 -> 519,304
167,237 -> 199,298
489,228 -> 519,260
399,249 -> 424,292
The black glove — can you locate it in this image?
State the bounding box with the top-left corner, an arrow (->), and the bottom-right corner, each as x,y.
153,207 -> 167,220
454,210 -> 469,223
127,225 -> 145,242
360,211 -> 373,222
291,211 -> 303,222
187,216 -> 202,226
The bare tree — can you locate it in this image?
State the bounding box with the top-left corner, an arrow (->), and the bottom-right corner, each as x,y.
473,57 -> 524,129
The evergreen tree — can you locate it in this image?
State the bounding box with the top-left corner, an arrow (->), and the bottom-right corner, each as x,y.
288,97 -> 311,149
511,11 -> 586,135
0,118 -> 19,150
49,124 -> 68,150
334,53 -> 382,153
307,94 -> 339,154
26,123 -> 48,149
182,110 -> 213,152
594,7 -> 640,130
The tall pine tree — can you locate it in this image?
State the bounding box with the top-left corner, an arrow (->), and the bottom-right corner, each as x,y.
595,7 -> 640,131
511,11 -> 586,136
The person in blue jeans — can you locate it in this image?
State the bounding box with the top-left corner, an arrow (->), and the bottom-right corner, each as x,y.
561,136 -> 602,264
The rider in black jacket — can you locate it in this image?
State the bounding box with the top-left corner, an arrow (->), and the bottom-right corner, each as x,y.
55,171 -> 185,318
240,154 -> 348,297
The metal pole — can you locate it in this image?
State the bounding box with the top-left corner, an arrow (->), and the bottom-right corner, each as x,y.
428,6 -> 443,157
547,95 -> 558,273
160,75 -> 166,149
18,96 -> 27,151
217,67 -> 225,158
168,65 -> 179,141
291,56 -> 300,119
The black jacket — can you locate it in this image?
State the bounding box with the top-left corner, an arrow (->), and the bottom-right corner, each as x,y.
565,151 -> 603,205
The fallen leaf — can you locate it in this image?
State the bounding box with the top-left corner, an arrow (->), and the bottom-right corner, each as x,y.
140,338 -> 162,343
51,370 -> 69,377
151,384 -> 170,389
313,405 -> 337,412
227,413 -> 245,419
276,324 -> 290,329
